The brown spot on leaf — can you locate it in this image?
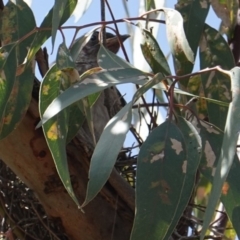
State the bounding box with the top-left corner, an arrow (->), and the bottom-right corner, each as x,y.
160,180 -> 171,193
150,181 -> 161,188
222,182 -> 229,195
159,192 -> 171,205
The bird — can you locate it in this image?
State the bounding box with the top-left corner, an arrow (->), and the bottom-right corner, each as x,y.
75,31 -> 130,74
34,31 -> 130,146
75,31 -> 130,146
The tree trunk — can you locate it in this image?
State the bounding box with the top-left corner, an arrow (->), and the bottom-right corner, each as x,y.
0,96 -> 134,240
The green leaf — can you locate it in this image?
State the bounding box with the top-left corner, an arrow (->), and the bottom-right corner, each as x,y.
139,27 -> 179,113
61,92 -> 86,144
77,92 -> 101,146
39,65 -> 80,207
56,40 -> 88,142
176,0 -> 210,55
164,117 -> 202,239
82,101 -> 132,207
56,40 -> 90,143
56,42 -> 75,70
61,46 -> 98,143
0,67 -> 34,139
232,207 -> 240,238
190,114 -> 240,239
26,0 -> 77,67
200,67 -> 240,239
97,44 -> 134,69
200,24 -> 234,130
0,0 -> 36,46
0,0 -> 36,138
145,0 -> 155,11
196,121 -> 223,179
187,74 -> 209,119
131,120 -> 187,240
82,73 -> 166,206
175,0 -> 209,79
52,0 -> 68,50
37,68 -> 147,127
140,28 -> 171,76
50,63 -> 84,145
0,44 -> 17,133
66,104 -> 85,143
222,162 -> 240,239
211,0 -> 238,38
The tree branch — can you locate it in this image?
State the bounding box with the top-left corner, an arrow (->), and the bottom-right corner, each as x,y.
0,98 -> 133,240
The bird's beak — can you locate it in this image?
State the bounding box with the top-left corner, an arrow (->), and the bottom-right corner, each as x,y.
106,34 -> 130,53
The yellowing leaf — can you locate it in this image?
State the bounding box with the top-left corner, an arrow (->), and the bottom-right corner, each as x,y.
47,122 -> 59,140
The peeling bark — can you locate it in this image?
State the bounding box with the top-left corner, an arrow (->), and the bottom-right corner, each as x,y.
0,97 -> 134,240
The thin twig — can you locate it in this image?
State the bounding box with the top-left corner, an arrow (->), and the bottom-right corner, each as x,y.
136,85 -> 158,128
104,0 -> 130,62
132,102 -> 169,108
61,17 -> 165,30
101,0 -> 106,45
30,202 -> 61,240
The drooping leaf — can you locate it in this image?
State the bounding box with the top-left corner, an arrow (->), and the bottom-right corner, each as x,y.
176,0 -> 210,55
200,67 -> 240,239
82,101 -> 133,207
200,24 -> 234,130
0,44 -> 17,133
175,0 -> 209,80
232,207 -> 240,238
66,103 -> 85,143
77,91 -> 101,146
132,0 -> 163,73
0,67 -> 34,139
0,0 -> 36,138
82,73 -> 165,207
55,41 -> 88,142
162,8 -> 194,76
0,0 -> 36,46
192,119 -> 223,180
52,0 -> 68,50
39,64 -> 80,207
211,0 -> 238,38
139,27 -> 177,113
164,117 -> 202,239
140,28 -> 171,78
131,120 -> 187,240
71,0 -> 93,23
222,161 -> 240,239
145,0 -> 155,11
187,75 -> 208,119
25,0 -> 77,67
37,67 -> 147,127
189,113 -> 240,239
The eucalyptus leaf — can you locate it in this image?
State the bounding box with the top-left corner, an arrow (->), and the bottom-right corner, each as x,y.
200,67 -> 240,239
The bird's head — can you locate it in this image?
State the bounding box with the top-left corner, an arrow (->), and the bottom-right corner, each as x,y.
75,31 -> 130,74
84,31 -> 130,55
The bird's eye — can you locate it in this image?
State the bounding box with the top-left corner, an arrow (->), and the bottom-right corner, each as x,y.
90,33 -> 98,42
